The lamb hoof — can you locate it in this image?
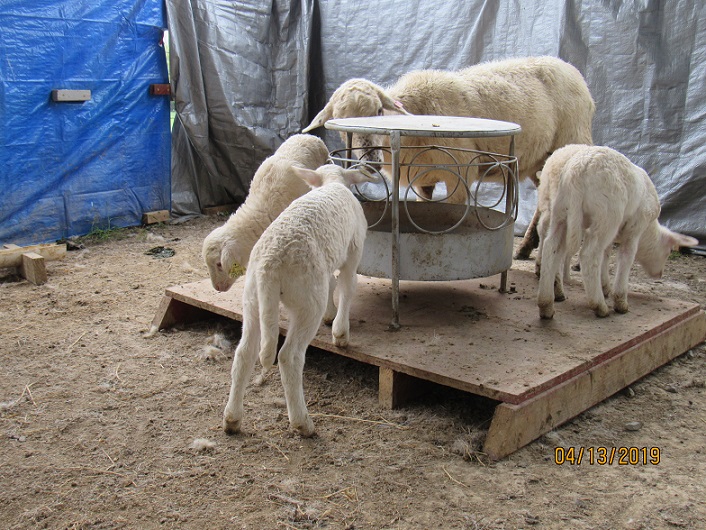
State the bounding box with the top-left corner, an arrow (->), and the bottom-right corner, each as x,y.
538,305 -> 554,320
223,417 -> 242,435
593,305 -> 610,318
333,333 -> 349,348
514,249 -> 532,261
293,417 -> 316,438
614,302 -> 629,314
554,293 -> 566,302
322,315 -> 335,326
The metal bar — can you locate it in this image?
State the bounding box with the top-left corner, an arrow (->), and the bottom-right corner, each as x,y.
499,136 -> 516,294
390,131 -> 401,330
344,133 -> 353,168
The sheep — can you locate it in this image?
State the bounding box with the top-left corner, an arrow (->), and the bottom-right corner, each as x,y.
303,56 -> 596,260
201,134 -> 337,318
222,164 -> 376,437
536,144 -> 698,319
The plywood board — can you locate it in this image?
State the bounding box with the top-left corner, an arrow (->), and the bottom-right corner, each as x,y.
160,271 -> 703,406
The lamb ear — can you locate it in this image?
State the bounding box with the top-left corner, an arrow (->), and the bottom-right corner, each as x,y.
378,90 -> 412,116
669,232 -> 699,250
302,102 -> 333,132
291,166 -> 324,188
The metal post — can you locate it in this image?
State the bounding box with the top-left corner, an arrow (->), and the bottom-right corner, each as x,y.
499,135 -> 516,294
390,131 -> 401,330
344,133 -> 353,169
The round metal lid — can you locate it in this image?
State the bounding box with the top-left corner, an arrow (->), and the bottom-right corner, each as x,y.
324,115 -> 521,138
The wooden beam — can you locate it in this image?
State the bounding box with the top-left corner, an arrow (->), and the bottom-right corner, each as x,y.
19,252 -> 48,285
142,210 -> 170,225
0,243 -> 66,269
379,367 -> 424,409
482,310 -> 706,460
150,294 -> 216,331
202,204 -> 239,216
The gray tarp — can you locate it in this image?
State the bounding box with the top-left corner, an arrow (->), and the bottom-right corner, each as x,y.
167,0 -> 705,240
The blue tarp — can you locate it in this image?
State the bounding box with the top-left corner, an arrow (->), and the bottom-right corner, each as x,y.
0,0 -> 170,246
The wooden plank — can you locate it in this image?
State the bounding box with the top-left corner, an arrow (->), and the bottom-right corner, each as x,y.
19,252 -> 48,285
379,367 -> 423,409
142,210 -> 170,225
151,294 -> 215,331
0,243 -> 66,268
482,310 -> 706,460
162,275 -> 703,405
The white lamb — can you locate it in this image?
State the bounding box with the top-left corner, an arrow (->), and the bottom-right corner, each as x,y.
202,134 -> 332,309
303,56 -> 595,260
536,144 -> 698,319
222,164 -> 375,437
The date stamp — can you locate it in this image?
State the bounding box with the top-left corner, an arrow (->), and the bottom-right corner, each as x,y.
554,446 -> 661,465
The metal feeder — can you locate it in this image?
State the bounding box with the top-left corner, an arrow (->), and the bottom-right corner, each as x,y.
326,115 -> 521,329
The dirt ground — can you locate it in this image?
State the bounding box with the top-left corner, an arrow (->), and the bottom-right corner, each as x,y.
1,214 -> 705,530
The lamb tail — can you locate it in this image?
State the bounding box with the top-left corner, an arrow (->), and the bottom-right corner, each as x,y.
257,271 -> 281,370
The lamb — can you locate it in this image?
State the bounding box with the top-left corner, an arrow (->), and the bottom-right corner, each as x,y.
202,133 -> 331,308
303,56 -> 596,260
222,164 -> 375,437
536,144 -> 698,319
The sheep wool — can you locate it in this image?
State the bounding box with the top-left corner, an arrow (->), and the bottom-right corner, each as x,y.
202,134 -> 330,293
222,164 -> 376,438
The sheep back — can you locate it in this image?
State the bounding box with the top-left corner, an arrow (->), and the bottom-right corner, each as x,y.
390,56 -> 595,181
202,134 -> 329,290
250,183 -> 367,278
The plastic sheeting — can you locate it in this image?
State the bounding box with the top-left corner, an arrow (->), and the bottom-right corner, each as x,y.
168,0 -> 704,240
0,1 -> 170,246
165,0 -> 315,216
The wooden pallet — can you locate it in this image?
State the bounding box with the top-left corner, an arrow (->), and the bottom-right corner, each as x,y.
151,271 -> 706,460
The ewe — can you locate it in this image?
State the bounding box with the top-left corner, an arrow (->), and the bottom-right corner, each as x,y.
304,56 -> 595,260
223,164 -> 375,437
536,145 -> 698,319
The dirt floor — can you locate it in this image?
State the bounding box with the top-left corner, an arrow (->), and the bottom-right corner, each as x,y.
1,214 -> 705,530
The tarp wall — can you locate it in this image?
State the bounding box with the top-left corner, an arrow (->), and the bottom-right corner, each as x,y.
0,1 -> 170,246
166,0 -> 315,216
168,0 -> 705,240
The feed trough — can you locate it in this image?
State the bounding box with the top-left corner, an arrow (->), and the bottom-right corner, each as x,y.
358,201 -> 514,281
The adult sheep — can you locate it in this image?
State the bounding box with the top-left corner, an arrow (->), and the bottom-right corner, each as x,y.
303,56 -> 596,260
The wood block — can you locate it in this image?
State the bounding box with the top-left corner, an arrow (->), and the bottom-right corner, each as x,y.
19,252 -> 48,285
0,243 -> 66,268
379,367 -> 423,409
142,210 -> 170,225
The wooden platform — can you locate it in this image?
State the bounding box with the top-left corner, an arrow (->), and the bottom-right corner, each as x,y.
152,270 -> 706,460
